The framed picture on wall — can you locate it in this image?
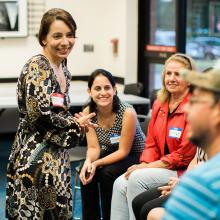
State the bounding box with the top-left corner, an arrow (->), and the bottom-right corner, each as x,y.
209,2 -> 220,37
0,0 -> 27,37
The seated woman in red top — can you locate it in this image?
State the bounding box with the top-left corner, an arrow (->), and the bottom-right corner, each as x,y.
110,53 -> 197,220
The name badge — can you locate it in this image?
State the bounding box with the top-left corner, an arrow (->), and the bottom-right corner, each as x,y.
169,127 -> 182,139
51,93 -> 64,107
110,134 -> 120,144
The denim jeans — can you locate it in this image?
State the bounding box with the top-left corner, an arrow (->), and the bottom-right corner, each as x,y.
110,168 -> 177,220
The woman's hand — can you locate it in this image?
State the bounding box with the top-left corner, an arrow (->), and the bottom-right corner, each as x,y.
158,177 -> 179,196
124,163 -> 147,179
90,161 -> 98,175
79,160 -> 95,185
74,112 -> 98,132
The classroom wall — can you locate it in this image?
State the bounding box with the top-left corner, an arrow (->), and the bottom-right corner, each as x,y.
0,0 -> 138,83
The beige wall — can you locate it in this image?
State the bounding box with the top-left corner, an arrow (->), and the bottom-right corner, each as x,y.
0,0 -> 138,83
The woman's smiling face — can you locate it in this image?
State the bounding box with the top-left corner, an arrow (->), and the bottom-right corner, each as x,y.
43,19 -> 76,64
88,74 -> 116,108
164,60 -> 189,96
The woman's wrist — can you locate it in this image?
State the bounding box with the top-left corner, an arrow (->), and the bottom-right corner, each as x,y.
85,157 -> 92,163
94,158 -> 104,167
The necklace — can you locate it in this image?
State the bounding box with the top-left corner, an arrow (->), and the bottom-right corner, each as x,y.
98,112 -> 116,131
50,62 -> 66,93
41,51 -> 67,93
169,101 -> 180,113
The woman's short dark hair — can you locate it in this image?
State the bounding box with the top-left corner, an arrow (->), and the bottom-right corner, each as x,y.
86,69 -> 120,113
38,8 -> 77,47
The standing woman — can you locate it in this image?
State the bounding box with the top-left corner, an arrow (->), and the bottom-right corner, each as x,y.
111,53 -> 197,220
6,8 -> 95,220
79,69 -> 145,220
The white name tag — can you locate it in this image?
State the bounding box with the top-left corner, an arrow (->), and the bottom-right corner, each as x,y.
51,93 -> 64,107
169,127 -> 182,139
110,134 -> 120,144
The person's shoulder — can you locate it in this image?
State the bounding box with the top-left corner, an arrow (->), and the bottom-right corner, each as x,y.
33,54 -> 49,63
151,98 -> 162,114
26,54 -> 49,66
21,55 -> 51,78
152,98 -> 162,107
123,107 -> 136,118
120,101 -> 136,114
183,152 -> 220,186
180,92 -> 192,106
120,101 -> 133,109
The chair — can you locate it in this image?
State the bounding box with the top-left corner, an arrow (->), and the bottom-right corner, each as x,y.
124,82 -> 144,96
137,114 -> 151,135
69,146 -> 87,220
124,82 -> 149,115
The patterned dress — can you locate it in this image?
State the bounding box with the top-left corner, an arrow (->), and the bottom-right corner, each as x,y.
6,54 -> 82,220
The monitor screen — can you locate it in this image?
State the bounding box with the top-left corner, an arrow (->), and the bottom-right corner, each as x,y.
0,0 -> 27,37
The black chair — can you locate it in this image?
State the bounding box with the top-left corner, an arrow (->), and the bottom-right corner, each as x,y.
124,82 -> 149,115
137,114 -> 151,135
124,82 -> 144,96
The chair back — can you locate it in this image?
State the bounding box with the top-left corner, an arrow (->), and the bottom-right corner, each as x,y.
124,83 -> 144,96
137,114 -> 151,135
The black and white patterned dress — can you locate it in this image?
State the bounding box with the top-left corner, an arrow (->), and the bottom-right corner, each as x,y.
92,102 -> 145,154
6,54 -> 82,220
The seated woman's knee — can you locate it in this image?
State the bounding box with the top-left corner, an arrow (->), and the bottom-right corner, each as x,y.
147,208 -> 165,220
113,174 -> 127,192
127,168 -> 148,187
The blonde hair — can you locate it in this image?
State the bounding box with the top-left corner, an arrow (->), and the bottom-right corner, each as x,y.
157,53 -> 197,103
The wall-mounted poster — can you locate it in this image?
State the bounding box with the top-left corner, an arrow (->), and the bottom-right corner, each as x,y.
209,2 -> 220,36
0,0 -> 27,37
